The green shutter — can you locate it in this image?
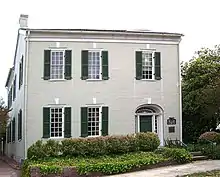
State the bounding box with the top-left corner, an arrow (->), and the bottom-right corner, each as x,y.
65,50 -> 72,80
81,50 -> 88,80
64,107 -> 71,138
102,106 -> 109,136
21,56 -> 23,86
81,107 -> 88,137
7,126 -> 9,143
154,52 -> 161,80
136,51 -> 143,80
18,110 -> 22,140
12,118 -> 15,142
19,62 -> 21,89
102,51 -> 109,80
43,107 -> 50,138
44,50 -> 51,80
9,122 -> 11,143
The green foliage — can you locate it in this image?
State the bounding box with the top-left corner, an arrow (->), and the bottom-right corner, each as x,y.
135,132 -> 160,152
156,147 -> 192,164
182,45 -> 220,143
201,144 -> 220,159
27,140 -> 61,160
21,152 -> 167,177
76,152 -> 165,175
28,132 -> 160,160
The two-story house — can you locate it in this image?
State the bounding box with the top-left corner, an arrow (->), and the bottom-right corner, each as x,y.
5,14 -> 183,163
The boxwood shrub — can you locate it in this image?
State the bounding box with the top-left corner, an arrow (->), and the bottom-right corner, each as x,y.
27,132 -> 160,160
155,147 -> 192,164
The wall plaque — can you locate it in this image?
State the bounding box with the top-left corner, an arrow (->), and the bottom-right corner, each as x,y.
167,117 -> 176,125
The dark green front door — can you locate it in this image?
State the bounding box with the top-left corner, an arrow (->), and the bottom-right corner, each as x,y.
140,115 -> 152,132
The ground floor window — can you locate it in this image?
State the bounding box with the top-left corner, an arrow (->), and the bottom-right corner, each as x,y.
88,107 -> 101,136
50,107 -> 63,138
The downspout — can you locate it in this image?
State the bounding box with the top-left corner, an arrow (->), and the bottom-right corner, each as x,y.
24,30 -> 30,159
178,40 -> 183,142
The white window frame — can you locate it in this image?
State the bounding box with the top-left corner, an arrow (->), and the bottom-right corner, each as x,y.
49,107 -> 64,139
50,50 -> 65,80
87,49 -> 102,81
141,50 -> 155,80
87,105 -> 102,137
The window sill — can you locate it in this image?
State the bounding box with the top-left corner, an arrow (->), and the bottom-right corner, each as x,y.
141,79 -> 157,82
48,79 -> 66,82
86,79 -> 103,82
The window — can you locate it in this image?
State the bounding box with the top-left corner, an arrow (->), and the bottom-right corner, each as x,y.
18,109 -> 22,140
19,56 -> 23,89
88,51 -> 101,79
13,76 -> 16,101
88,107 -> 101,136
50,51 -> 64,80
8,88 -> 12,108
50,107 -> 64,138
12,118 -> 15,142
169,126 -> 175,133
135,51 -> 161,80
142,52 -> 154,79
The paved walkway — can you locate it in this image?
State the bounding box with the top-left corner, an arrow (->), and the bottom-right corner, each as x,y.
107,160 -> 220,177
0,160 -> 19,177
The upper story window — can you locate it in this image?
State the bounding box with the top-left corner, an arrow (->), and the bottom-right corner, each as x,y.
19,56 -> 23,89
51,51 -> 65,80
12,76 -> 16,101
81,50 -> 109,80
136,50 -> 161,80
142,52 -> 154,80
88,51 -> 101,80
8,88 -> 12,108
43,50 -> 72,81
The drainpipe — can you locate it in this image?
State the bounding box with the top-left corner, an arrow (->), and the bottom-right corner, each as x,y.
24,30 -> 30,159
178,42 -> 183,142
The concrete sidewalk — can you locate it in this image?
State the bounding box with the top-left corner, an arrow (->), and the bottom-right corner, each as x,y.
107,160 -> 220,177
0,160 -> 19,177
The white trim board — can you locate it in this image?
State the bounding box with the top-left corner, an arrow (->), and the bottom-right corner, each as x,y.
28,38 -> 180,44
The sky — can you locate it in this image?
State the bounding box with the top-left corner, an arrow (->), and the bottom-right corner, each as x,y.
0,0 -> 220,101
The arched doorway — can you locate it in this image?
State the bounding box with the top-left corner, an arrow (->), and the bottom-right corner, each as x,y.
135,104 -> 164,146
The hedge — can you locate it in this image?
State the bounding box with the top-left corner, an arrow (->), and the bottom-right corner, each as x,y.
22,152 -> 167,177
155,147 -> 192,164
27,132 -> 160,160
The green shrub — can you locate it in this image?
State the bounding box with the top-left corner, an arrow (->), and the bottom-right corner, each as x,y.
27,140 -> 61,160
28,132 -> 160,160
157,147 -> 192,164
201,144 -> 220,159
22,152 -> 167,176
199,131 -> 220,142
135,132 -> 160,152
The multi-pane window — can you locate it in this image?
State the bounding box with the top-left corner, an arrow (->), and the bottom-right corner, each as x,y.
88,107 -> 101,136
8,88 -> 12,108
50,51 -> 64,80
142,52 -> 154,79
88,51 -> 101,79
50,108 -> 63,138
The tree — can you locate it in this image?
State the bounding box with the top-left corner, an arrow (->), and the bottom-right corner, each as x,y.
182,45 -> 220,143
0,97 -> 11,138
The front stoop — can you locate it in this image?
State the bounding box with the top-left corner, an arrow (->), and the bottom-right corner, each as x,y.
190,151 -> 208,161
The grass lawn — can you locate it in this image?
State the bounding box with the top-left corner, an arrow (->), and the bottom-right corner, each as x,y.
183,170 -> 220,177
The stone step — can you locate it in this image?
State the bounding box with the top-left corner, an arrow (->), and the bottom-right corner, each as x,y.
190,151 -> 202,156
192,155 -> 208,161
